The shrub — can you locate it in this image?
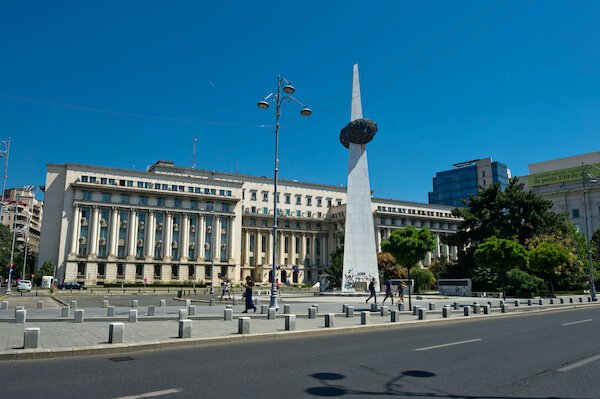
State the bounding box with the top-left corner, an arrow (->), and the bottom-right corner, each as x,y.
505,268 -> 546,298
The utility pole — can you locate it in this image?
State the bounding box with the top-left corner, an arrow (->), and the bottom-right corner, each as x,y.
192,137 -> 197,169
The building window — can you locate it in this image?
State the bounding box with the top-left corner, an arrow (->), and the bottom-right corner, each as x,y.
83,191 -> 92,201
263,207 -> 268,215
316,197 -> 322,207
97,263 -> 106,277
157,197 -> 165,206
89,176 -> 97,183
117,264 -> 124,278
191,200 -> 198,209
139,196 -> 148,206
136,265 -> 143,278
77,263 -> 85,277
262,191 -> 269,202
121,194 -> 129,204
100,177 -> 107,184
81,176 -> 89,183
102,192 -> 111,202
174,198 -> 182,208
154,264 -> 161,278
251,191 -> 257,201
127,180 -> 133,187
296,195 -> 301,205
306,196 -> 312,206
285,194 -> 291,204
296,210 -> 301,217
572,209 -> 580,218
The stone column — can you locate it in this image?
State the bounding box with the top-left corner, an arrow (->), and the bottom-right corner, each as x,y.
228,216 -> 235,263
127,209 -> 137,259
70,205 -> 81,255
279,231 -> 285,265
266,230 -> 273,268
256,230 -> 262,265
180,213 -> 189,262
164,212 -> 172,261
89,206 -> 100,256
145,210 -> 155,259
290,232 -> 296,265
244,229 -> 250,266
199,214 -> 206,260
310,234 -> 317,267
109,207 -> 119,258
214,216 -> 222,262
299,233 -> 306,267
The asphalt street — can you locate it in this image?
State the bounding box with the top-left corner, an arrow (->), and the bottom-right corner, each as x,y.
1,306 -> 598,399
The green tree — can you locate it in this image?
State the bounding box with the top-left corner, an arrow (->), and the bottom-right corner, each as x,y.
505,268 -> 546,298
473,237 -> 528,297
527,240 -> 571,296
0,224 -> 24,281
409,266 -> 436,293
377,252 -> 406,280
324,246 -> 344,288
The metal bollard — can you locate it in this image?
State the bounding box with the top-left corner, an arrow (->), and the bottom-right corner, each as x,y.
380,306 -> 389,316
179,309 -> 188,320
70,300 -> 77,309
160,299 -> 166,307
442,306 -> 450,318
148,306 -> 155,316
224,308 -> 233,321
188,305 -> 196,316
284,304 -> 291,314
37,301 -> 43,310
560,298 -> 565,304
361,311 -> 370,325
129,309 -> 138,323
346,306 -> 354,318
418,308 -> 427,320
428,303 -> 435,311
178,319 -> 192,338
390,310 -> 400,322
16,309 -> 26,324
325,313 -> 335,327
487,301 -> 493,308
569,297 -> 574,303
550,298 -> 555,304
74,309 -> 84,323
579,297 -> 583,303
285,314 -> 296,331
398,303 -> 406,311
268,308 -> 276,320
107,306 -> 116,317
482,305 -> 490,314
102,300 -> 109,308
463,306 -> 471,316
238,317 -> 250,334
370,303 -> 378,312
24,327 -> 40,349
62,306 -> 71,318
308,307 -> 317,319
109,323 -> 124,344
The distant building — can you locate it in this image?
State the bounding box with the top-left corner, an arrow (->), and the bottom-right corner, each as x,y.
525,151 -> 600,236
0,187 -> 44,254
429,158 -> 511,207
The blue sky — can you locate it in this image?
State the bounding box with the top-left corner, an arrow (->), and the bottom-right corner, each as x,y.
1,0 -> 599,202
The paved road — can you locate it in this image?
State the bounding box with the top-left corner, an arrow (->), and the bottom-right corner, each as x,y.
2,306 -> 599,399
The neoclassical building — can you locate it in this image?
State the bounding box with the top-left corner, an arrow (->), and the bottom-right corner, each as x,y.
38,160 -> 460,286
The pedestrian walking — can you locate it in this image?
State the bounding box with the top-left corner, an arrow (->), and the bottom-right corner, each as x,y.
382,278 -> 394,304
365,278 -> 377,303
398,281 -> 406,303
242,276 -> 257,313
220,280 -> 231,301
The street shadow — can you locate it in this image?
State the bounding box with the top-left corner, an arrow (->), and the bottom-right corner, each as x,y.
305,369 -> 569,398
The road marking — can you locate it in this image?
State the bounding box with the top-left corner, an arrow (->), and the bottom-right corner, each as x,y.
113,388 -> 182,399
558,354 -> 600,372
561,319 -> 592,326
414,338 -> 483,352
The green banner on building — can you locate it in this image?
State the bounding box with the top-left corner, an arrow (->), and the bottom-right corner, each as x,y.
529,163 -> 600,187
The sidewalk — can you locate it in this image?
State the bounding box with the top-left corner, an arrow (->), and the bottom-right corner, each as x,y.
0,291 -> 597,361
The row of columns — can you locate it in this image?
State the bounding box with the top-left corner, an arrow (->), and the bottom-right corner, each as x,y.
375,227 -> 458,263
242,229 -> 327,267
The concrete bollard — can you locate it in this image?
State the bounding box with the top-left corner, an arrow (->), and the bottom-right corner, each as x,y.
514,300 -> 520,307
442,306 -> 450,318
325,313 -> 335,327
569,297 -> 574,303
487,301 -> 493,308
284,304 -> 291,314
15,309 -> 26,324
342,304 -> 348,313
501,303 -> 508,313
361,311 -> 370,325
178,319 -> 192,338
538,299 -> 543,305
37,301 -> 43,310
24,328 -> 40,349
453,302 -> 460,310
482,305 -> 490,315
74,309 -> 84,323
224,308 -> 233,321
147,306 -> 155,316
107,306 -> 116,317
285,314 -> 296,331
370,303 -> 378,312
185,299 -> 191,307
527,299 -> 532,306
463,306 -> 471,316
238,317 -> 250,334
179,309 -> 188,320
560,298 -> 565,304
70,300 -> 77,309
109,323 -> 124,344
232,297 -> 237,306
398,303 -> 406,311
308,307 -> 317,319
550,298 -> 555,304
160,299 -> 166,307
312,304 -> 319,313
102,300 -> 109,308
188,305 -> 196,316
412,306 -> 421,316
346,306 -> 354,318
418,308 -> 427,320
14,306 -> 24,317
473,304 -> 480,314
261,304 -> 268,314
1,301 -> 7,310
132,300 -> 138,308
579,297 -> 583,303
589,297 -> 592,302
128,309 -> 138,323
390,310 -> 400,322
268,308 -> 276,320
380,306 -> 389,316
209,298 -> 215,306
428,303 -> 436,311
62,306 -> 71,318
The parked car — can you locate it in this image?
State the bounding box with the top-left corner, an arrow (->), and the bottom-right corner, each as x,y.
57,282 -> 87,290
17,280 -> 32,292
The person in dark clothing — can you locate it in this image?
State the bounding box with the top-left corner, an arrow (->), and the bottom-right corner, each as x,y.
242,276 -> 257,313
365,278 -> 377,303
382,279 -> 394,304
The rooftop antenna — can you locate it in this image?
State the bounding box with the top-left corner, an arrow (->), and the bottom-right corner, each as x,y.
192,136 -> 197,169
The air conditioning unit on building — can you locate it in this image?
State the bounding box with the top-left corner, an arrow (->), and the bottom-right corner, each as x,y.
118,239 -> 125,246
221,229 -> 227,235
173,223 -> 179,231
206,226 -> 212,232
137,239 -> 144,247
138,221 -> 145,229
80,217 -> 88,225
221,244 -> 226,249
79,236 -> 87,244
204,242 -> 211,250
100,219 -> 107,227
172,241 -> 178,248
120,220 -> 128,228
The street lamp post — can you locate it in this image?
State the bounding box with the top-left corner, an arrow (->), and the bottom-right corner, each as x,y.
582,163 -> 597,301
209,210 -> 216,306
258,76 -> 311,310
5,197 -> 18,294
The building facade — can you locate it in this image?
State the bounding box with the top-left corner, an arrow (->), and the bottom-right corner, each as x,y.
1,187 -> 43,254
429,158 -> 511,207
38,160 -> 460,286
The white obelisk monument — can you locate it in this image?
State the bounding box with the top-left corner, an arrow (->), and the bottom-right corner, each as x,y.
340,64 -> 379,293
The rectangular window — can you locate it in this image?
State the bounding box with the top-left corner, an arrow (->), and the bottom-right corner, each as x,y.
109,178 -> 116,185
139,196 -> 147,205
316,197 -> 322,207
157,197 -> 165,206
307,211 -> 312,217
178,185 -> 184,192
572,209 -> 580,218
100,177 -> 107,184
296,210 -> 301,217
188,187 -> 194,193
127,180 -> 133,187
83,191 -> 92,201
251,191 -> 257,201
138,181 -> 144,188
174,198 -> 182,208
327,198 -> 332,207
219,189 -> 225,196
121,194 -> 129,204
81,176 -> 89,183
263,207 -> 268,214
296,195 -> 301,205
154,264 -> 161,278
90,176 -> 97,183
102,192 -> 111,202
306,196 -> 312,206
262,191 -> 269,202
285,194 -> 291,204
191,200 -> 198,209
195,187 -> 201,193
222,203 -> 229,212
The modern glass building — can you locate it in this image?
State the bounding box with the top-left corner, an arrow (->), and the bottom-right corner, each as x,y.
429,158 -> 511,207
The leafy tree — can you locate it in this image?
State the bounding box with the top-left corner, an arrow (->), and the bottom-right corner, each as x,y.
528,240 -> 572,296
377,252 -> 406,280
409,266 -> 436,293
474,237 -> 528,297
0,224 -> 24,282
505,268 -> 546,298
324,246 -> 344,288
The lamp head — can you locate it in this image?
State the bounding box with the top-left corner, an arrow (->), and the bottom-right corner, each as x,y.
257,100 -> 270,109
283,84 -> 295,94
300,107 -> 312,116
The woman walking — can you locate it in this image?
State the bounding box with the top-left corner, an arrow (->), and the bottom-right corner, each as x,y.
242,276 -> 257,313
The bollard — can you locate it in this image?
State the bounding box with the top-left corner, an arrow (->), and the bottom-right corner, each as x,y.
268,308 -> 276,320
1,301 -> 7,310
188,305 -> 196,316
179,309 -> 188,320
238,317 -> 250,334
232,297 -> 238,306
487,301 -> 493,308
527,299 -> 532,306
538,299 -> 543,305
178,319 -> 192,338
453,302 -> 460,310
129,309 -> 138,323
380,306 -> 389,316
16,309 -> 26,324
398,303 -> 406,311
473,304 -> 480,314
62,306 -> 71,318
361,311 -> 370,325
370,303 -> 378,312
148,306 -> 155,316
501,303 -> 508,313
346,306 -> 354,318
24,327 -> 40,349
550,298 -> 555,304
284,304 -> 291,314
418,308 -> 427,320
589,297 -> 592,302
109,323 -> 124,344
224,308 -> 233,321
102,300 -> 109,308
160,299 -> 166,307
442,306 -> 450,318
559,298 -> 565,304
412,306 -> 420,316
132,300 -> 138,308
185,299 -> 191,307
579,297 -> 583,303
514,300 -> 520,307
37,301 -> 43,310
308,307 -> 317,319
285,314 -> 296,331
255,298 -> 261,306
428,303 -> 435,311
74,309 -> 84,323
209,298 -> 215,306
569,297 -> 574,303
390,310 -> 400,322
342,304 -> 348,313
482,305 -> 490,315
107,306 -> 116,317
70,300 -> 77,309
499,300 -> 505,307
260,304 -> 268,314
312,304 -> 319,313
325,313 -> 335,327
463,306 -> 471,316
